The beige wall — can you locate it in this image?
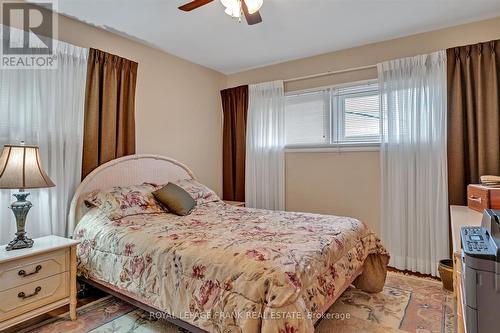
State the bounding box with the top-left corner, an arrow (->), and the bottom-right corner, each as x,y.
227,17 -> 500,91
286,151 -> 381,233
3,5 -> 500,233
1,6 -> 226,194
227,17 -> 500,232
58,17 -> 226,194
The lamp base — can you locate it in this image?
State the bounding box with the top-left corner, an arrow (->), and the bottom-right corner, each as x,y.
6,191 -> 34,251
6,233 -> 34,251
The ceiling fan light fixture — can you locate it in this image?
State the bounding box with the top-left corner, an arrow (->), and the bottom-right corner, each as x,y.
224,1 -> 241,18
244,0 -> 263,14
180,0 -> 262,24
220,0 -> 234,8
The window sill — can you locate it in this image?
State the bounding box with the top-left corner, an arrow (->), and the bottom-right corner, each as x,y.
284,144 -> 380,153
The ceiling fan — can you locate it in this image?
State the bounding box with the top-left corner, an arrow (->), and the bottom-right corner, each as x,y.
179,0 -> 263,25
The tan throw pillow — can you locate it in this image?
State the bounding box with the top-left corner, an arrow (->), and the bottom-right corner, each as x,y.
153,183 -> 196,216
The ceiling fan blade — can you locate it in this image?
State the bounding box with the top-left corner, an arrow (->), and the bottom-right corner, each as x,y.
178,0 -> 214,11
242,1 -> 263,25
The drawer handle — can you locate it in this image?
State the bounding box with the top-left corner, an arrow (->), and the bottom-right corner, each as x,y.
18,265 -> 42,277
18,286 -> 42,300
469,196 -> 482,204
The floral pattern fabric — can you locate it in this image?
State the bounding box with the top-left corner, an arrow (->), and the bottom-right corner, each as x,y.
27,272 -> 454,333
84,183 -> 164,220
74,200 -> 388,333
171,179 -> 220,204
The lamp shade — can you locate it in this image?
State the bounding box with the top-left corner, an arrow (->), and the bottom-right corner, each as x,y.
0,144 -> 55,189
244,0 -> 263,14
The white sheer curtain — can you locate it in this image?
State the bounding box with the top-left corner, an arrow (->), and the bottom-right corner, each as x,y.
246,81 -> 285,210
378,51 -> 449,276
0,26 -> 88,243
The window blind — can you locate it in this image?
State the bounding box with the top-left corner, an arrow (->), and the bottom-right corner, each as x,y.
335,82 -> 380,144
285,90 -> 330,146
285,81 -> 380,148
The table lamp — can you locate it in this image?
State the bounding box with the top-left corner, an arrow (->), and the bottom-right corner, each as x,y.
0,143 -> 55,251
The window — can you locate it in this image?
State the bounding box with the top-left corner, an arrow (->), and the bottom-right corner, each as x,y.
285,81 -> 380,148
285,90 -> 330,145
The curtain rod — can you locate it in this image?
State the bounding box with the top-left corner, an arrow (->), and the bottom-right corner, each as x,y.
283,64 -> 377,83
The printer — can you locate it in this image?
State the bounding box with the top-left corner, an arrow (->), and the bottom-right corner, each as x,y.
460,209 -> 500,333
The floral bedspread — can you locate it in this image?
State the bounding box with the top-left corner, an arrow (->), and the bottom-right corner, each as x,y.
74,201 -> 388,333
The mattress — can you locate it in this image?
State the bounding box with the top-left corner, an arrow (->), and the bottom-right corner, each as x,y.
74,201 -> 388,333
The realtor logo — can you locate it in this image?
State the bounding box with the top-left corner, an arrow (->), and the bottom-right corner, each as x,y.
1,0 -> 58,69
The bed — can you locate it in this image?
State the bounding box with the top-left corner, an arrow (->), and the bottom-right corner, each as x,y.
69,154 -> 389,333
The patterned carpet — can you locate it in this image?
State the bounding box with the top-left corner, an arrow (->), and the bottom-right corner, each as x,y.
23,272 -> 455,333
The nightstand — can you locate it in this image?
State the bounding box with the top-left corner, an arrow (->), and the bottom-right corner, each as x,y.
0,235 -> 79,331
224,200 -> 245,207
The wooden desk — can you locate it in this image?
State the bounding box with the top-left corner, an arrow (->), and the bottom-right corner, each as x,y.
450,205 -> 482,252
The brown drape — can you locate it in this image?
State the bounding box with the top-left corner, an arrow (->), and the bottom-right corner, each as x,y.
447,40 -> 500,205
82,48 -> 138,179
221,85 -> 249,201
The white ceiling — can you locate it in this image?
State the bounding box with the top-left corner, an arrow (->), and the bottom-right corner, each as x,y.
54,0 -> 500,74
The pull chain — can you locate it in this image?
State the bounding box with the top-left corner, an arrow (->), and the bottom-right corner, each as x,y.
238,0 -> 242,23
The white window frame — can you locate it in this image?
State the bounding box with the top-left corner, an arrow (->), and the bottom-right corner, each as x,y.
336,87 -> 380,144
285,79 -> 380,152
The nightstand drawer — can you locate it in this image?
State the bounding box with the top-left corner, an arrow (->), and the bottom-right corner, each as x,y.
224,200 -> 245,207
0,249 -> 68,291
0,272 -> 69,322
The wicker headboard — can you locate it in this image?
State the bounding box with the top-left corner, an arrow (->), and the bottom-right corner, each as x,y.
68,154 -> 196,233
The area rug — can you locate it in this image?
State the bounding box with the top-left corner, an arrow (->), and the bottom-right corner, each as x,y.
23,272 -> 455,333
